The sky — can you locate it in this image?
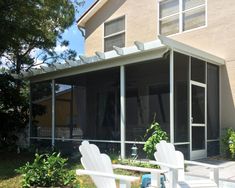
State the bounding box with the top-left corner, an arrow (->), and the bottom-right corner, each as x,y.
61,0 -> 96,56
0,0 -> 96,70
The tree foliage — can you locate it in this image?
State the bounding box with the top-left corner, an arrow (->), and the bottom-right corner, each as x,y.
0,0 -> 84,148
0,73 -> 29,148
0,0 -> 83,73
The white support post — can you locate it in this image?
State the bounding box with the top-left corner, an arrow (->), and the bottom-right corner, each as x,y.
52,80 -> 55,148
28,83 -> 32,146
120,65 -> 126,159
170,50 -> 174,144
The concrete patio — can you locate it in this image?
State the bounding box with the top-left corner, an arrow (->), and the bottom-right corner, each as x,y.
185,158 -> 235,187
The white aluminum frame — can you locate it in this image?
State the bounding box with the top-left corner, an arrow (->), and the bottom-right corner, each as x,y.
52,79 -> 55,147
170,50 -> 174,143
120,65 -> 126,159
189,80 -> 207,160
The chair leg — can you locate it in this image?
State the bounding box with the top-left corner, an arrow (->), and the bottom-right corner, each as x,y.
210,168 -> 219,186
150,172 -> 161,187
120,180 -> 131,188
171,169 -> 178,188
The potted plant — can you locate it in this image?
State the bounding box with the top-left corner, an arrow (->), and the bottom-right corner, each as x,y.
16,152 -> 79,188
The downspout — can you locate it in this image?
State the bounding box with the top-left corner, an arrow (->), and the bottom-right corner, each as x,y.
78,26 -> 85,38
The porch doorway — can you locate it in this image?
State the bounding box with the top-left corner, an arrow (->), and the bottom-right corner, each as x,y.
190,81 -> 207,160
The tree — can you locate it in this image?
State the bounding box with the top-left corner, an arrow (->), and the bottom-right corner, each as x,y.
0,0 -> 84,148
0,73 -> 29,148
0,0 -> 83,74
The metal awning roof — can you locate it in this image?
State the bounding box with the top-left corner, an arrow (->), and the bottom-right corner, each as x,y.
21,36 -> 225,83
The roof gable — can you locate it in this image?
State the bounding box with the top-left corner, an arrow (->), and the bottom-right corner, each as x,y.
77,0 -> 109,27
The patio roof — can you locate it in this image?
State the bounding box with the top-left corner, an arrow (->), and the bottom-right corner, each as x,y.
21,36 -> 225,83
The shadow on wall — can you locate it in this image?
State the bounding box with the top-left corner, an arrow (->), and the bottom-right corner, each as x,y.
221,63 -> 235,129
85,0 -> 126,38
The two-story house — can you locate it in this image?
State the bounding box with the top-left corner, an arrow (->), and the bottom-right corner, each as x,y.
26,0 -> 235,160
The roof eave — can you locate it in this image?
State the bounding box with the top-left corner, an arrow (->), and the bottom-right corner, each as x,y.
77,0 -> 108,28
159,35 -> 225,66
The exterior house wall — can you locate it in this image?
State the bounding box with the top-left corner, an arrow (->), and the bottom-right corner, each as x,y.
170,0 -> 235,130
84,0 -> 158,56
83,0 -> 235,130
35,91 -> 79,128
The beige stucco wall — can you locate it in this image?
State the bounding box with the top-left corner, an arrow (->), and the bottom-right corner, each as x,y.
84,0 -> 158,56
170,0 -> 235,130
83,0 -> 235,129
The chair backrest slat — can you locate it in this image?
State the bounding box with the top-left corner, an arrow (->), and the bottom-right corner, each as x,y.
154,140 -> 185,181
79,141 -> 116,188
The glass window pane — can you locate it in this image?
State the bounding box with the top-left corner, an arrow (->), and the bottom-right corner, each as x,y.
192,126 -> 205,150
207,64 -> 219,139
104,33 -> 125,52
183,0 -> 205,10
191,57 -> 205,83
183,7 -> 205,31
192,85 -> 205,124
104,17 -> 125,36
174,52 -> 189,142
160,0 -> 179,18
160,15 -> 179,35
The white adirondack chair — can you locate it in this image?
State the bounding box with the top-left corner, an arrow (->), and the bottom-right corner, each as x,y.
76,141 -> 166,188
150,140 -> 219,188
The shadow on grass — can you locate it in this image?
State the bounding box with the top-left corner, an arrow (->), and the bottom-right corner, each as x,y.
0,151 -> 34,180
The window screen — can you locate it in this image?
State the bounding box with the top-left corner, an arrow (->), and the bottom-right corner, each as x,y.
104,33 -> 125,52
183,6 -> 205,31
104,17 -> 125,52
159,0 -> 206,35
104,17 -> 125,37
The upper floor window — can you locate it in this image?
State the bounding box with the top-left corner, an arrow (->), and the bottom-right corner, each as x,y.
104,16 -> 125,52
159,0 -> 206,36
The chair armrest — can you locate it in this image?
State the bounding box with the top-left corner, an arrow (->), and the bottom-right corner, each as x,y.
112,164 -> 167,174
184,160 -> 220,186
184,160 -> 220,169
76,169 -> 139,182
149,160 -> 183,170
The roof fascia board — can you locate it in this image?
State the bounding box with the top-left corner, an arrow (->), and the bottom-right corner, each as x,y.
159,35 -> 225,66
77,0 -> 108,27
30,47 -> 168,83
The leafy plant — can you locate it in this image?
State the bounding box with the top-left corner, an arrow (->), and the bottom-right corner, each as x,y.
143,120 -> 168,159
16,153 -> 78,188
222,128 -> 235,159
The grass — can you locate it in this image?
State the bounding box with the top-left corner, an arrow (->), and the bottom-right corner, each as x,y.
0,151 -> 33,188
0,151 -> 143,188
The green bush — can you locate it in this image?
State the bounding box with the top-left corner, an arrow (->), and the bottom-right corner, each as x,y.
16,152 -> 78,188
222,128 -> 235,159
143,121 -> 168,159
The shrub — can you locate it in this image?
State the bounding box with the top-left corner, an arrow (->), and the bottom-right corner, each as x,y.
16,152 -> 78,188
222,128 -> 235,159
143,121 -> 168,159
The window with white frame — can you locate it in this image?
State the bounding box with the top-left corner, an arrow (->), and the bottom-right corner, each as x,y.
159,0 -> 206,36
104,16 -> 125,52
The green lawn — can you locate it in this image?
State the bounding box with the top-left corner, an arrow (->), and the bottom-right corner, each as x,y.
0,151 -> 33,188
0,151 -> 141,188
